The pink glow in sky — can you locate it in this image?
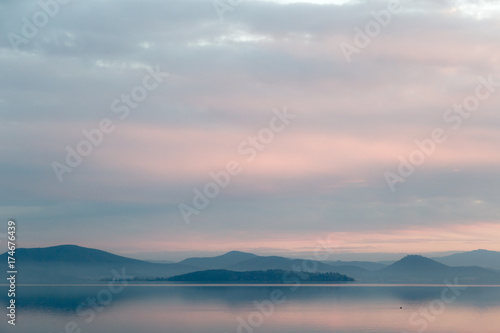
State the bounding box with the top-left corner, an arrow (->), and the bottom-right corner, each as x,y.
2,0 -> 500,259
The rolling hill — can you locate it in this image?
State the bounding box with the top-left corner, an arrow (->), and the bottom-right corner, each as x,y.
2,246 -> 499,284
433,250 -> 500,271
224,255 -> 370,279
0,245 -> 198,283
178,251 -> 257,269
368,255 -> 500,284
322,260 -> 387,271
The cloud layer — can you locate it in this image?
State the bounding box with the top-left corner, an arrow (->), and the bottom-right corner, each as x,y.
1,0 -> 500,257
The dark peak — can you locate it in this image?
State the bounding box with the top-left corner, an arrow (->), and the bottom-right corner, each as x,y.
440,249 -> 500,258
399,255 -> 443,263
223,251 -> 255,256
385,254 -> 448,271
15,244 -> 95,255
6,244 -> 143,264
182,251 -> 256,261
178,250 -> 258,269
402,254 -> 426,260
21,244 -> 86,250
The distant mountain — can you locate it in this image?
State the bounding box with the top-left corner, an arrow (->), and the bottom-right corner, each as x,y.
4,246 -> 499,285
178,251 -> 257,270
0,245 -> 197,283
433,250 -> 500,270
146,260 -> 175,264
369,255 -> 500,284
167,269 -> 354,283
226,256 -> 340,273
323,260 -> 387,271
383,255 -> 449,272
8,244 -> 146,264
178,253 -> 370,279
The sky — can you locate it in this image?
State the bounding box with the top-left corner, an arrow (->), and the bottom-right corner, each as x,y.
1,0 -> 500,261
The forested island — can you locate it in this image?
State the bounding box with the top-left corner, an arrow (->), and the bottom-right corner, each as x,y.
164,269 -> 355,283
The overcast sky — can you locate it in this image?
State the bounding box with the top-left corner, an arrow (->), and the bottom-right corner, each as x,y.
1,0 -> 500,261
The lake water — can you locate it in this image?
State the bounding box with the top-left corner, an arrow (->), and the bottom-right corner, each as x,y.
1,284 -> 499,333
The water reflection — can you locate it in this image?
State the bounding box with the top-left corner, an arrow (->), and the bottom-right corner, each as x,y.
0,285 -> 498,333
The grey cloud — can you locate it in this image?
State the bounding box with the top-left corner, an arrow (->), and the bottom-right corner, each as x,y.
1,0 -> 500,250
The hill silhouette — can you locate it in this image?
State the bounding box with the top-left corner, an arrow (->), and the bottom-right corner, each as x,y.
323,260 -> 387,271
226,256 -> 370,278
10,245 -> 145,264
383,255 -> 448,272
2,246 -> 499,284
369,255 -> 500,284
433,250 -> 500,271
178,251 -> 257,269
0,245 -> 197,283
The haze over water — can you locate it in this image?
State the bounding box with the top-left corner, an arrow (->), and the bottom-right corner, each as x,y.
1,285 -> 499,333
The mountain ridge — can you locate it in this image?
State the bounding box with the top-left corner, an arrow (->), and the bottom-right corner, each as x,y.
0,245 -> 198,283
178,251 -> 257,269
370,254 -> 500,284
2,245 -> 499,284
433,249 -> 500,270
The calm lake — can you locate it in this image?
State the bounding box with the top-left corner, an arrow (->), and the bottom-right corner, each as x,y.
1,284 -> 499,333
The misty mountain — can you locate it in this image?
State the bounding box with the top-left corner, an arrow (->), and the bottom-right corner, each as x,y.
226,256 -> 333,272
367,255 -> 500,284
178,251 -> 257,269
146,260 -> 175,264
9,245 -> 146,265
383,255 -> 449,272
223,255 -> 370,278
433,249 -> 500,271
176,252 -> 371,278
3,246 -> 500,285
0,245 -> 198,283
323,260 -> 387,271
